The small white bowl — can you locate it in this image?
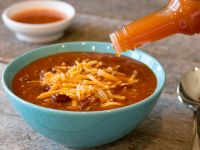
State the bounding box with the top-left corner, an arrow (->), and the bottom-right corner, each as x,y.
2,0 -> 75,43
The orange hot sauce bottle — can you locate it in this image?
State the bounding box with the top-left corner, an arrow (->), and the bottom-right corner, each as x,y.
110,0 -> 200,54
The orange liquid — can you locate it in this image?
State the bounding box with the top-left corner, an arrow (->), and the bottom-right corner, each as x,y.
110,0 -> 200,52
11,8 -> 65,24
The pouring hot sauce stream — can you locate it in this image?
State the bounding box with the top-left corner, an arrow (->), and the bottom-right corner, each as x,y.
110,0 -> 200,54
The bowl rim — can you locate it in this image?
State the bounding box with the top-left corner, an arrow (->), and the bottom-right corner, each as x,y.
1,0 -> 75,28
2,41 -> 166,115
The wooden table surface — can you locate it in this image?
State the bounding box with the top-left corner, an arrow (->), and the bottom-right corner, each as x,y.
1,0 -> 199,149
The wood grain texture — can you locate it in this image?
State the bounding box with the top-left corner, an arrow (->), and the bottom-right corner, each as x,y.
0,0 -> 198,149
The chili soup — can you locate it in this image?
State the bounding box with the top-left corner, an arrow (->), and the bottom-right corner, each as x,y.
12,52 -> 157,111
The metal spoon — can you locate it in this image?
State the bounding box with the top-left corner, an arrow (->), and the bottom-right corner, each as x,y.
177,67 -> 200,150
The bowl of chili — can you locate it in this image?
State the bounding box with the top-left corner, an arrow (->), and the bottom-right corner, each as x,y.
2,42 -> 165,148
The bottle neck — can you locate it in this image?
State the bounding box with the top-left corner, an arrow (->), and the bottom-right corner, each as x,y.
110,9 -> 179,53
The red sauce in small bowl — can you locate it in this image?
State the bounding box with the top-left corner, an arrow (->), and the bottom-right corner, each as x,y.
11,8 -> 66,24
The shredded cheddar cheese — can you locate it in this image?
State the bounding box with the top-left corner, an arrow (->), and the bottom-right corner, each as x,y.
36,59 -> 138,109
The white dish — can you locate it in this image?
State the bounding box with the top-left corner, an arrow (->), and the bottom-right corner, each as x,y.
2,0 -> 75,43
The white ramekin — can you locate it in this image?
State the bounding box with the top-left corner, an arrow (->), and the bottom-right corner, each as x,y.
2,0 -> 75,43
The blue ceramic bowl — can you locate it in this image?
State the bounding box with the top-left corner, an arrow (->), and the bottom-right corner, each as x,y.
2,42 -> 165,148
